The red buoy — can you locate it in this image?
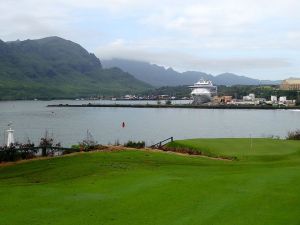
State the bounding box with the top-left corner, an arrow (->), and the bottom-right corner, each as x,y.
122,122 -> 125,128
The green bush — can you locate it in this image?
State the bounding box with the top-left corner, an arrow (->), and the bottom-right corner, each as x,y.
287,130 -> 300,140
124,141 -> 145,149
0,145 -> 36,162
165,100 -> 172,105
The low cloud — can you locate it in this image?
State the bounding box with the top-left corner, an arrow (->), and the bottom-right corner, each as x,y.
1,0 -> 300,79
96,39 -> 291,75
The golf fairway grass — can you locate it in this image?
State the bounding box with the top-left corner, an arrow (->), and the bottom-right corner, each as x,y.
1,138 -> 300,225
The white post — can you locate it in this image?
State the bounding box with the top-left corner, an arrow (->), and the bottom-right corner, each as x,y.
6,128 -> 14,147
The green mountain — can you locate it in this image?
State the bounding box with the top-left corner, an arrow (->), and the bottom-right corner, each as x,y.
0,37 -> 152,100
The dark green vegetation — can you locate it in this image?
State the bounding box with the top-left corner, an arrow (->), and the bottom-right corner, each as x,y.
218,85 -> 300,102
144,84 -> 300,103
143,85 -> 190,98
0,133 -> 75,162
1,138 -> 300,225
124,140 -> 145,148
287,130 -> 300,140
0,37 -> 151,100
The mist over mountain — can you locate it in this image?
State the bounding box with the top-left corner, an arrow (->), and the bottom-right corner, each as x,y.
0,37 -> 151,99
102,58 -> 281,87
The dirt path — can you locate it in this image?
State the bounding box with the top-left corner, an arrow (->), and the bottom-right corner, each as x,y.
104,146 -> 233,161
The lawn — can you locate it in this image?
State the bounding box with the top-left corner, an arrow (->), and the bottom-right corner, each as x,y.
0,139 -> 300,225
166,138 -> 300,160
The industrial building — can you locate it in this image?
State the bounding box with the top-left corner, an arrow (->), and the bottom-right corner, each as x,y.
280,78 -> 300,90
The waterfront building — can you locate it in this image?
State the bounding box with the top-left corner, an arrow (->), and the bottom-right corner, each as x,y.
243,93 -> 255,101
271,96 -> 277,103
279,96 -> 287,103
158,95 -> 169,100
124,95 -> 136,100
213,96 -> 233,104
222,96 -> 233,103
280,78 -> 300,90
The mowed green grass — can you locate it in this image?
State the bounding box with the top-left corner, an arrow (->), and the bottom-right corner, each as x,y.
0,139 -> 300,225
167,138 -> 300,160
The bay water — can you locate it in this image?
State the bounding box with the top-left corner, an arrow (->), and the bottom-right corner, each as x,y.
0,100 -> 299,146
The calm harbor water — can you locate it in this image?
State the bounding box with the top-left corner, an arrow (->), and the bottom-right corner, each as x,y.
0,100 -> 300,147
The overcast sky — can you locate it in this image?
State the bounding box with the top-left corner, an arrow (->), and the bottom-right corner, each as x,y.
1,0 -> 300,79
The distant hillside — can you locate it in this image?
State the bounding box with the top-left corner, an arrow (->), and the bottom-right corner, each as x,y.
102,58 -> 204,86
102,58 -> 281,87
212,73 -> 281,86
0,37 -> 151,100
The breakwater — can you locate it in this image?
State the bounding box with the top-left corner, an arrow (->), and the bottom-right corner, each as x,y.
47,103 -> 300,110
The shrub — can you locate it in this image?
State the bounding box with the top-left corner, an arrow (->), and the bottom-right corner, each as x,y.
0,144 -> 36,162
39,131 -> 61,156
165,100 -> 172,105
71,143 -> 107,152
78,130 -> 99,151
287,130 -> 300,140
166,99 -> 172,105
124,141 -> 145,149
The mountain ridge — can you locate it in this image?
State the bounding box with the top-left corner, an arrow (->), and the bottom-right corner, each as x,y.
0,37 -> 152,100
102,58 -> 281,87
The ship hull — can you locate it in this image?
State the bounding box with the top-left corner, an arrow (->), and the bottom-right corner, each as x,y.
192,94 -> 212,104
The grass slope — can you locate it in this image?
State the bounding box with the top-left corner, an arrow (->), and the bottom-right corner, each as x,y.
1,139 -> 300,225
166,138 -> 300,160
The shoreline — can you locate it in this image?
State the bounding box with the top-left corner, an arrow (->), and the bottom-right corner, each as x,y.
47,103 -> 300,110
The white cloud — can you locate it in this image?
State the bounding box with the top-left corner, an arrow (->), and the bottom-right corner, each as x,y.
1,0 -> 300,79
2,0 -> 300,45
0,0 -> 72,40
96,38 -> 291,75
142,0 -> 300,37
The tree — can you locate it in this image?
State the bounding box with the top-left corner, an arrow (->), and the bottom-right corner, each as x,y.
39,131 -> 60,156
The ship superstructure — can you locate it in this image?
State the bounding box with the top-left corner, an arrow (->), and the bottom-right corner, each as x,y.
189,79 -> 217,104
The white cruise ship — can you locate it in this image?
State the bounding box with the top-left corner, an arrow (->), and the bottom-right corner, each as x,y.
189,79 -> 217,104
